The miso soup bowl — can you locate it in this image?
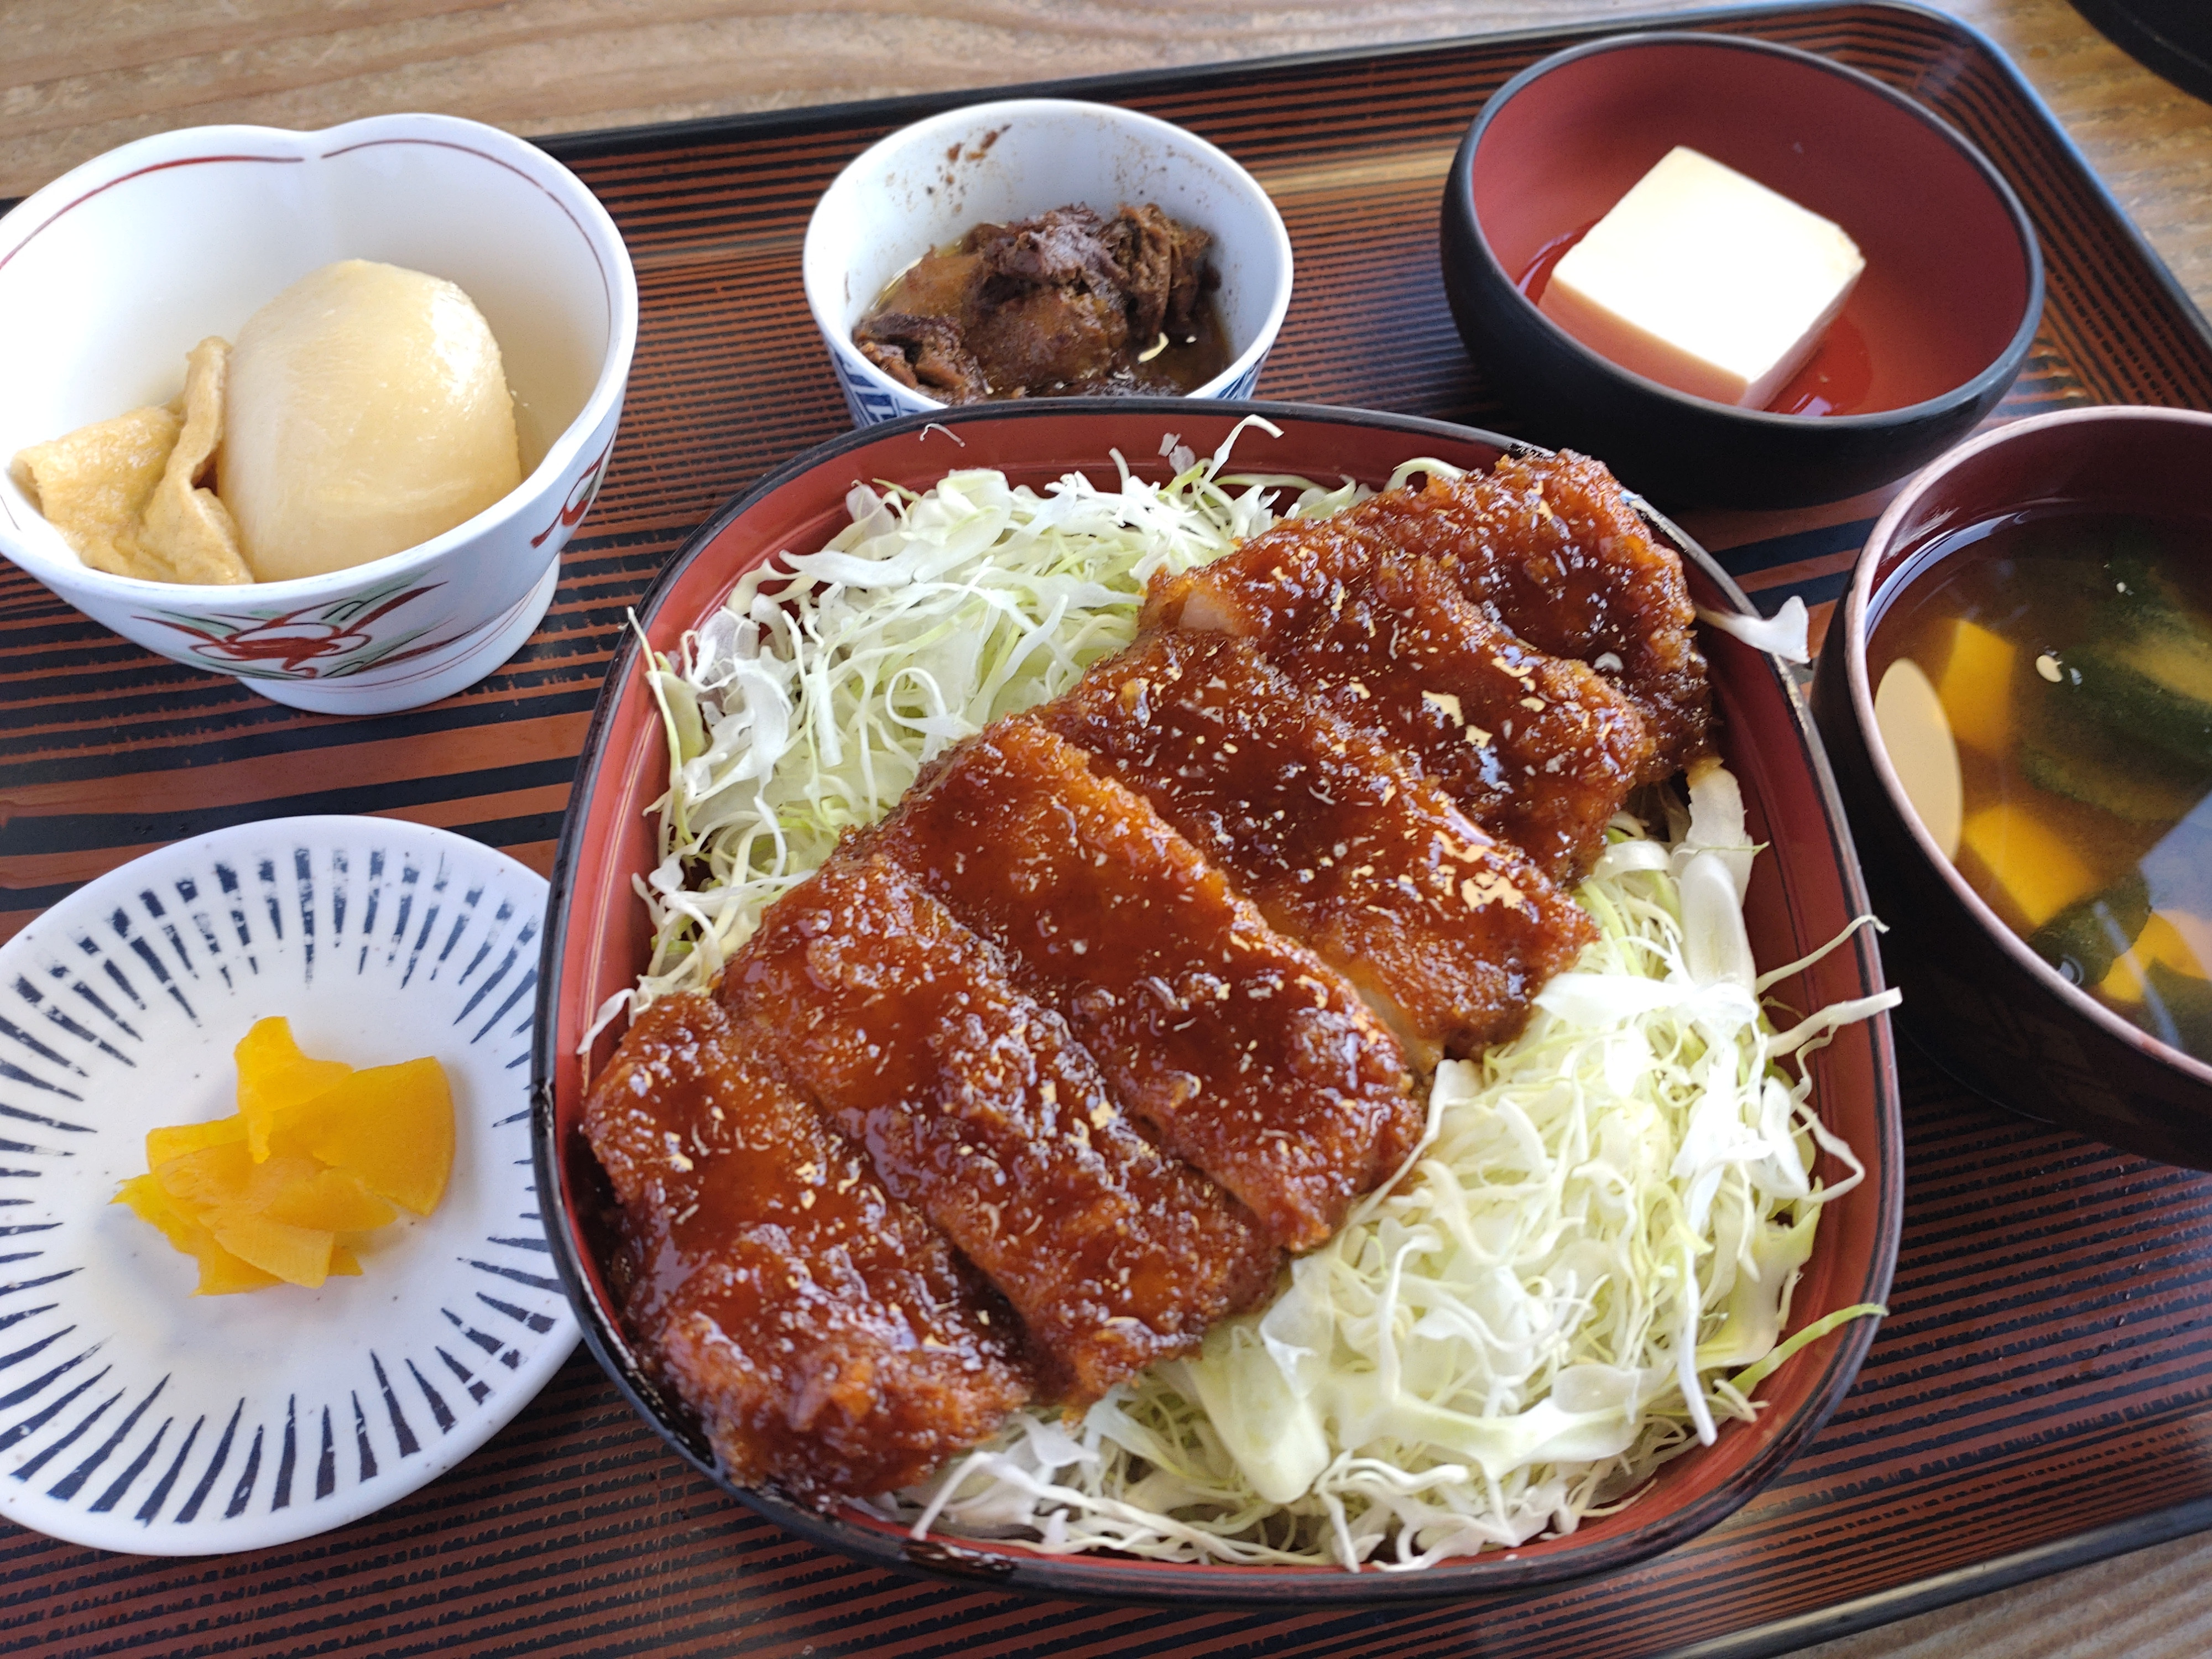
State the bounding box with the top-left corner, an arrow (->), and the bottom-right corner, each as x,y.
803,98 -> 1293,427
0,112 -> 638,716
1440,32 -> 2043,510
1811,405 -> 2212,1169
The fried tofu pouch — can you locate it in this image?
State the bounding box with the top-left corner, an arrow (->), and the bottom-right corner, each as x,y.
11,337 -> 252,585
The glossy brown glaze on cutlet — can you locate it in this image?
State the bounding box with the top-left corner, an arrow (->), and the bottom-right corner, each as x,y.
1146,522 -> 1654,879
724,853 -> 1280,1403
873,714 -> 1418,1251
1039,630 -> 1595,1066
1344,452 -> 1712,777
583,990 -> 1033,1503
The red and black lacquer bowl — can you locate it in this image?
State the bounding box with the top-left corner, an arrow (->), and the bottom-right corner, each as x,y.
1439,32 -> 2043,510
1812,404 -> 2212,1169
532,400 -> 1902,1605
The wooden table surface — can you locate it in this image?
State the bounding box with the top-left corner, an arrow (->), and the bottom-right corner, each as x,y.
5,3 -> 2211,1656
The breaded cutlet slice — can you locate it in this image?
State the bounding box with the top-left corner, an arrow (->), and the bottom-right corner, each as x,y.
584,989 -> 1033,1504
1146,523 -> 1653,880
724,853 -> 1280,1404
1039,629 -> 1594,1067
873,714 -> 1417,1251
1344,451 -> 1713,778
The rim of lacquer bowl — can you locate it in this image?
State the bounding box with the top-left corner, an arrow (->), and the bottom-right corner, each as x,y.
1840,403 -> 2212,1094
1452,30 -> 2046,432
532,398 -> 1902,1606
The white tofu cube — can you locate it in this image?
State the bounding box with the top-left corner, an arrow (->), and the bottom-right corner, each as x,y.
1538,146 -> 1865,409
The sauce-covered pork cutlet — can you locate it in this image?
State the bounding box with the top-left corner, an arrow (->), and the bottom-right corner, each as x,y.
873,715 -> 1418,1251
724,853 -> 1280,1403
1253,451 -> 1710,778
1349,452 -> 1710,775
583,990 -> 1033,1503
1146,521 -> 1655,879
1040,630 -> 1594,1067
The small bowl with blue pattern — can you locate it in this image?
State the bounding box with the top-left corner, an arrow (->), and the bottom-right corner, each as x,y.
0,815 -> 575,1554
802,98 -> 1293,427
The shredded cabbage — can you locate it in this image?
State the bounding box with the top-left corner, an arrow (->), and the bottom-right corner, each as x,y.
1698,596 -> 1812,664
609,420 -> 1370,1026
620,426 -> 1898,1571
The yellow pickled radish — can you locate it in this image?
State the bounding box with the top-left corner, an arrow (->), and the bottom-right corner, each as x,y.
234,1016 -> 351,1159
113,1174 -> 281,1296
116,1172 -> 221,1261
152,1142 -> 341,1288
118,1018 -> 454,1295
269,1057 -> 454,1215
145,1113 -> 245,1168
191,1246 -> 291,1296
152,1139 -> 257,1213
259,1165 -> 399,1232
208,1211 -> 336,1288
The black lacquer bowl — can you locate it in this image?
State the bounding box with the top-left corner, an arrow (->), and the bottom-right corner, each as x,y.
1439,31 -> 2042,509
1812,403 -> 2212,1169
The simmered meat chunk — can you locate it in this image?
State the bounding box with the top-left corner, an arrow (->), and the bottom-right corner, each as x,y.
1147,524 -> 1654,879
1343,452 -> 1712,775
1040,630 -> 1595,1066
724,853 -> 1279,1402
585,991 -> 1032,1503
856,204 -> 1222,400
874,715 -> 1418,1250
1095,203 -> 1213,346
852,312 -> 989,401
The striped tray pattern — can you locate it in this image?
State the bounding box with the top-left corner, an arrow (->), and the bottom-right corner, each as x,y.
2,0 -> 2210,1652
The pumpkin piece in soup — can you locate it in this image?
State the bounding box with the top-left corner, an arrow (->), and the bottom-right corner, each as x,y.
1959,800 -> 2098,928
1936,618 -> 2015,755
2102,913 -> 2209,1004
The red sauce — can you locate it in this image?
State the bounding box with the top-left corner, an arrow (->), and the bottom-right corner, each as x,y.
1515,221 -> 1599,305
1767,312 -> 1872,416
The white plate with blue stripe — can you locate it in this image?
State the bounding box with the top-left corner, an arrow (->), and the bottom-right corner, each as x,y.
0,816 -> 576,1554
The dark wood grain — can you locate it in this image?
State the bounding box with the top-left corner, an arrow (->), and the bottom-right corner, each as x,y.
3,6 -> 2211,1656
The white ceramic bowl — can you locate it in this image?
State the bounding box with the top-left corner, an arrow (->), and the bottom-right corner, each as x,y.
803,98 -> 1293,427
0,113 -> 639,716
